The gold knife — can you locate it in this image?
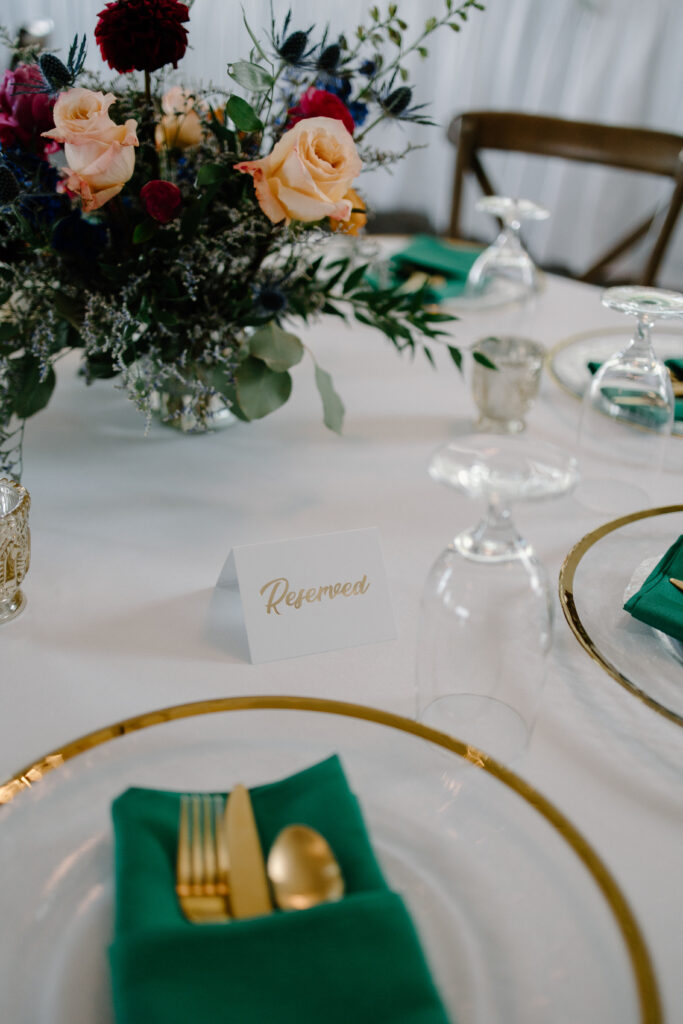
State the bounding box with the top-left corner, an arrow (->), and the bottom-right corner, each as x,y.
669,577 -> 683,593
224,784 -> 273,919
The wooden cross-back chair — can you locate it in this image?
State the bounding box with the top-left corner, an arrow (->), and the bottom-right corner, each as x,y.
447,111 -> 683,286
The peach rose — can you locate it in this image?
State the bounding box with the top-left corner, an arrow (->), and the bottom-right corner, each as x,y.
235,116 -> 362,225
42,87 -> 137,147
61,140 -> 137,212
155,86 -> 202,150
42,87 -> 138,212
330,188 -> 367,236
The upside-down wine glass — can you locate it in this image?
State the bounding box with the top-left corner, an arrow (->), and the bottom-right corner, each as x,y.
416,436 -> 579,763
576,286 -> 682,514
464,196 -> 550,308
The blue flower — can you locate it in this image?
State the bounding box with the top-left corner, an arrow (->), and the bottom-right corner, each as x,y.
346,101 -> 368,127
317,75 -> 351,102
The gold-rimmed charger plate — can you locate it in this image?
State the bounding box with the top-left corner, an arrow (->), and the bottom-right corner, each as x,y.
560,505 -> 683,727
547,325 -> 683,437
0,695 -> 660,1024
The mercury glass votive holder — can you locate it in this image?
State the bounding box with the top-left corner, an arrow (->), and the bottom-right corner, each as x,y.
471,335 -> 545,433
0,478 -> 30,623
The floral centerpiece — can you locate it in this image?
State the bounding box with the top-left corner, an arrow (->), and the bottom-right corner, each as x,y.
0,0 -> 484,478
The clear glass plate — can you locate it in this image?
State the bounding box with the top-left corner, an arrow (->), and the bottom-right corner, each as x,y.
0,697 -> 658,1024
559,506 -> 683,727
547,326 -> 683,437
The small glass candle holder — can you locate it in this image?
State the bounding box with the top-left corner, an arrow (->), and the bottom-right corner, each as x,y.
0,478 -> 30,623
471,335 -> 545,433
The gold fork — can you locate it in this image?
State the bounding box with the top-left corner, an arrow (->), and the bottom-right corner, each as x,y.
176,794 -> 231,923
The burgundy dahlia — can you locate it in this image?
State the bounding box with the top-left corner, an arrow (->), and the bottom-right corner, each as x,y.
95,0 -> 190,74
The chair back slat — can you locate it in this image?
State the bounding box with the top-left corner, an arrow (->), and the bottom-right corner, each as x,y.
447,110 -> 683,285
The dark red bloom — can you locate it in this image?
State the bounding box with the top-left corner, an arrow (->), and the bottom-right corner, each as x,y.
95,0 -> 190,74
286,87 -> 355,136
140,179 -> 182,223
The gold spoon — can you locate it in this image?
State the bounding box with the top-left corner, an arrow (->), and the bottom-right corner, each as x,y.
266,824 -> 345,910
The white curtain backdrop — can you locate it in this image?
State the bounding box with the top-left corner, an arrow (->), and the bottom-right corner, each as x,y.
3,0 -> 682,286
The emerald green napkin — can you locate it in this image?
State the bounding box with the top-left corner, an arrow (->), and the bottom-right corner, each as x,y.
623,535 -> 683,641
587,359 -> 683,420
368,235 -> 480,302
109,755 -> 452,1024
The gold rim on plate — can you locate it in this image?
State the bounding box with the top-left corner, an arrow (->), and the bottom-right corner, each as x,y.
0,693 -> 661,1023
546,326 -> 683,439
559,505 -> 683,729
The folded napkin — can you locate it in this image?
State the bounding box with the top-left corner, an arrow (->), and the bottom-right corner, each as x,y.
587,359 -> 683,420
623,535 -> 683,641
109,755 -> 452,1024
370,235 -> 480,302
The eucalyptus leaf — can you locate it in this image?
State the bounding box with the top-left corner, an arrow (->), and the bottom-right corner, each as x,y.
249,322 -> 304,372
235,356 -> 292,419
12,358 -> 56,419
228,60 -> 274,93
313,361 -> 344,433
226,95 -> 263,133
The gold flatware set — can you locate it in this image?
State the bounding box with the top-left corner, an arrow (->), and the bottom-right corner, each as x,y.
175,785 -> 344,924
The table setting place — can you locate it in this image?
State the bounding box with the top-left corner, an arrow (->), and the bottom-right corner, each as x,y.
1,2 -> 682,1024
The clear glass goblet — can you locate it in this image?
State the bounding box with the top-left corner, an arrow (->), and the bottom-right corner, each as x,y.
576,286 -> 681,514
416,437 -> 579,763
465,196 -> 550,307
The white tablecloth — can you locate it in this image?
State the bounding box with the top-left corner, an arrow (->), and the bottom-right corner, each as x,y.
2,0 -> 683,284
1,269 -> 682,1017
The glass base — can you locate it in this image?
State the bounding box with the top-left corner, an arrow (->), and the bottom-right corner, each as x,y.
154,391 -> 238,434
420,694 -> 529,763
0,589 -> 26,623
475,415 -> 526,434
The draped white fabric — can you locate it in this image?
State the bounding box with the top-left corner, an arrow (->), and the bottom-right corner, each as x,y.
3,0 -> 682,284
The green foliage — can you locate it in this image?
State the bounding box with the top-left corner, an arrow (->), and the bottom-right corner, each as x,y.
248,323 -> 304,372
235,356 -> 292,419
227,61 -> 274,93
0,0 -> 487,476
226,95 -> 263,132
313,361 -> 345,434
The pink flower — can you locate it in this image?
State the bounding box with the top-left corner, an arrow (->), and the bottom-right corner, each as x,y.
0,64 -> 57,156
286,87 -> 355,136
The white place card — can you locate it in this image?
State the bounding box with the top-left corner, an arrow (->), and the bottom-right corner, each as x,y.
217,528 -> 396,663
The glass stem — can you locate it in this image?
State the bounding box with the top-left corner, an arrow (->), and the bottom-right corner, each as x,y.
455,500 -> 529,562
630,314 -> 655,359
